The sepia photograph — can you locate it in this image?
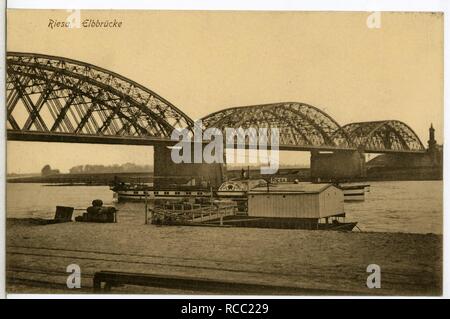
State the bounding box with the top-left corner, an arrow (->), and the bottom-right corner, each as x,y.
3,7 -> 444,298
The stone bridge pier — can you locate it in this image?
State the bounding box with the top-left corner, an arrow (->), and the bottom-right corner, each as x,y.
153,144 -> 225,189
310,150 -> 366,182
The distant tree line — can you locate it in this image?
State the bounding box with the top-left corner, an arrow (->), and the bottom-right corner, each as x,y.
41,164 -> 60,176
68,163 -> 153,174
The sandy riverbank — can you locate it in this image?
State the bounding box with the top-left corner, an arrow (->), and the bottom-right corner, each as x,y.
6,219 -> 442,296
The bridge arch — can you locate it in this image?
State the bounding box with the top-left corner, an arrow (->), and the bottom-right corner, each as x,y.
340,120 -> 425,152
201,102 -> 353,149
6,52 -> 426,154
6,52 -> 194,142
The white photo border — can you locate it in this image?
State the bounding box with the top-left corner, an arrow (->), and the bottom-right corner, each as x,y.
1,0 -> 448,299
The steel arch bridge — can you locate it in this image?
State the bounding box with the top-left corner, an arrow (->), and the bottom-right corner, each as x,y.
201,102 -> 353,151
338,120 -> 426,153
6,52 -> 194,145
201,103 -> 426,153
6,52 -> 426,153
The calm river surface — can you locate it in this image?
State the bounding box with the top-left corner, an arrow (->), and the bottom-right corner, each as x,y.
6,181 -> 442,234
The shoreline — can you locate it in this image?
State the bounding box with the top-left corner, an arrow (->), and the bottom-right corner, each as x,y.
5,217 -> 442,235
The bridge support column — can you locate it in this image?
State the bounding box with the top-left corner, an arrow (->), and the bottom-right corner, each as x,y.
153,144 -> 225,189
310,150 -> 366,182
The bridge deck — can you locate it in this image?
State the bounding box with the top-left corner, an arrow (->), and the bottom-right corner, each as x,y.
7,130 -> 426,154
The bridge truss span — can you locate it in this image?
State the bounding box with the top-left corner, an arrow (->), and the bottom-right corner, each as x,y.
339,120 -> 426,153
6,52 -> 194,144
201,102 -> 354,151
6,52 -> 427,154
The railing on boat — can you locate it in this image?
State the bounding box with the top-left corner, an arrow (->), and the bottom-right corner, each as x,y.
149,202 -> 238,225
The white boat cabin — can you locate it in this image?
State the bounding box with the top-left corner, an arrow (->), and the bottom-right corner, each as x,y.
247,183 -> 344,219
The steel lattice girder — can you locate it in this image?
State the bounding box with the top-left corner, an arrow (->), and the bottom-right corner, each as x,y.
201,102 -> 354,149
6,52 -> 194,139
6,52 -> 427,153
339,120 -> 426,152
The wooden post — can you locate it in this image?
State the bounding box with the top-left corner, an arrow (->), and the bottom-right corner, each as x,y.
144,191 -> 148,225
210,186 -> 213,210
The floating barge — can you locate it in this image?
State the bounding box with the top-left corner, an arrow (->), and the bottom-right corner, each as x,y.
150,182 -> 357,231
238,183 -> 356,230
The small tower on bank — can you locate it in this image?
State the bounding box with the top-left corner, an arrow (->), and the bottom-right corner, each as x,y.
426,123 -> 442,169
428,123 -> 437,151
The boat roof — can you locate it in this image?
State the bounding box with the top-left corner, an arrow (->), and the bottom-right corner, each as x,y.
249,182 -> 335,194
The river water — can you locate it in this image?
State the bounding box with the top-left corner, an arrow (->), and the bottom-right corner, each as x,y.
6,181 -> 442,234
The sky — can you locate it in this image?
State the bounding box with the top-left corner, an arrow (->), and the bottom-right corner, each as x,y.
6,10 -> 443,173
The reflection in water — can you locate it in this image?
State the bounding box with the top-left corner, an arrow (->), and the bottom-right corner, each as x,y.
6,180 -> 442,234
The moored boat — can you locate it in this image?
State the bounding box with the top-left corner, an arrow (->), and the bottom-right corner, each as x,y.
215,178 -> 268,212
110,182 -> 212,202
149,181 -> 358,231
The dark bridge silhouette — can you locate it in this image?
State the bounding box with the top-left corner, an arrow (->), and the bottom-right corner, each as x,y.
6,52 -> 425,154
6,52 -> 193,146
201,103 -> 425,153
